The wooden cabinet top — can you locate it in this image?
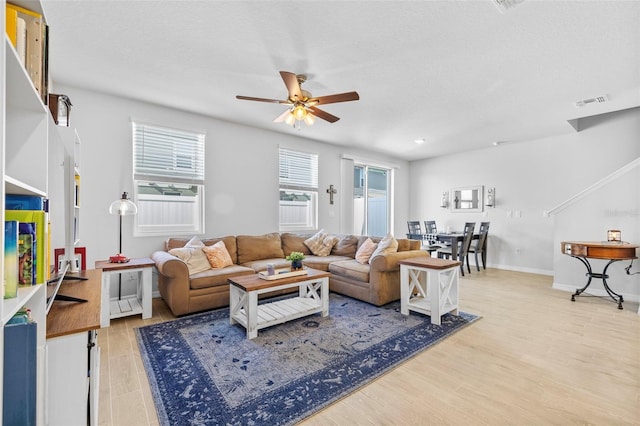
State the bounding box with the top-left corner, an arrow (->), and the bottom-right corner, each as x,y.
400,257 -> 461,269
46,268 -> 102,339
561,241 -> 638,260
95,257 -> 155,272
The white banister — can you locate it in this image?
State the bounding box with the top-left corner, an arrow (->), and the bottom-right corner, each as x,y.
544,157 -> 640,217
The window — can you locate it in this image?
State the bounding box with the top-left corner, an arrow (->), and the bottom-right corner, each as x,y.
132,121 -> 205,236
279,148 -> 318,231
353,164 -> 391,237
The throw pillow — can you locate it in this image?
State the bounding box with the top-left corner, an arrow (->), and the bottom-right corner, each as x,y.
202,241 -> 233,269
370,233 -> 399,263
355,237 -> 378,264
169,236 -> 211,275
304,229 -> 339,257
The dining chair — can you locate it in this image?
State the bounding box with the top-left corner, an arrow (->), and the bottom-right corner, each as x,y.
424,220 -> 437,234
422,220 -> 446,253
467,221 -> 490,271
437,222 -> 475,276
406,221 -> 423,240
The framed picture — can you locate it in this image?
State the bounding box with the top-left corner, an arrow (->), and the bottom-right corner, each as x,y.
54,246 -> 86,273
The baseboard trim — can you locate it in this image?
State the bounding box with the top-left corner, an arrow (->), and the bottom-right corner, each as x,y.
486,263 -> 554,276
553,281 -> 640,303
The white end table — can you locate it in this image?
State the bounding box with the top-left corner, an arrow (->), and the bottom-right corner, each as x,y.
399,257 -> 461,325
95,257 -> 155,327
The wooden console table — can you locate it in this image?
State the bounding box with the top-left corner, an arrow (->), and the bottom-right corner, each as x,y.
561,241 -> 638,309
46,268 -> 101,425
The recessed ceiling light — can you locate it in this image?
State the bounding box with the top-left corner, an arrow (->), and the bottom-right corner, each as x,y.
414,138 -> 425,145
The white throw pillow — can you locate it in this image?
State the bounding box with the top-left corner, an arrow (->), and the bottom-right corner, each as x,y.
369,233 -> 398,263
169,236 -> 211,275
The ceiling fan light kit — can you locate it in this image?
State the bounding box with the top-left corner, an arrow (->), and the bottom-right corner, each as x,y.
236,71 -> 359,128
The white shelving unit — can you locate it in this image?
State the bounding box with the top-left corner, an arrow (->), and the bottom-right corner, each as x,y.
1,0 -> 49,423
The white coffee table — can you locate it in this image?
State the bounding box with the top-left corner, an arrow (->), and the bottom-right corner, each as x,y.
228,268 -> 330,339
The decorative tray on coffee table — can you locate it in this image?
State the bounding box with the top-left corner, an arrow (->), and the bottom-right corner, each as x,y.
258,268 -> 308,280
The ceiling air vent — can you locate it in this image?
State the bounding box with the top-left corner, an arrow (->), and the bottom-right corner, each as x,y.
574,94 -> 609,108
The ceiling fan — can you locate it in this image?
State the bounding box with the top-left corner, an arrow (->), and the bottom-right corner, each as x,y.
236,71 -> 359,126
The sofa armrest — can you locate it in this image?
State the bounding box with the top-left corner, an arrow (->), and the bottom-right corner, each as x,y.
369,249 -> 429,272
151,250 -> 189,278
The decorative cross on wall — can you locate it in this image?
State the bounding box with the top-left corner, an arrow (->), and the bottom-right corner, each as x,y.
326,184 -> 337,205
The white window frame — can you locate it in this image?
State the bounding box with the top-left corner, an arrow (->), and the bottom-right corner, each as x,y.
279,147 -> 318,232
132,120 -> 205,236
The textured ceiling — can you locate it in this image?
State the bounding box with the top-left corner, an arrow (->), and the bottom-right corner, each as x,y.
42,0 -> 640,161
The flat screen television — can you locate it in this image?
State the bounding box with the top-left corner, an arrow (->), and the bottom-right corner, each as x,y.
45,263 -> 87,315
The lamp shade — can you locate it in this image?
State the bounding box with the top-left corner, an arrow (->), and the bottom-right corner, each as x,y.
109,192 -> 138,216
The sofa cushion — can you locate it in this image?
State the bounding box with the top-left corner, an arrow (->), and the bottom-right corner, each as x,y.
331,235 -> 359,257
236,232 -> 284,264
329,259 -> 370,283
303,255 -> 352,272
189,264 -> 255,290
355,238 -> 378,264
304,229 -> 339,256
240,258 -> 291,273
370,233 -> 398,263
281,233 -> 312,256
169,242 -> 211,275
202,241 -> 233,269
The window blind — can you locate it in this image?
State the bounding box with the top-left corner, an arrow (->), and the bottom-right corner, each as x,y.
279,148 -> 318,191
133,122 -> 205,185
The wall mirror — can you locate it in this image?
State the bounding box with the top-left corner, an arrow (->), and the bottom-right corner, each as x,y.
451,185 -> 484,212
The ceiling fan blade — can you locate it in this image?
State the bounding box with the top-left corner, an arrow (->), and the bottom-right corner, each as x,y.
236,95 -> 290,104
310,91 -> 360,105
280,71 -> 303,102
273,108 -> 292,123
308,106 -> 340,123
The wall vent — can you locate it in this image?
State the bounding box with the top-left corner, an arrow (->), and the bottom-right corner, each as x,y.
574,94 -> 609,108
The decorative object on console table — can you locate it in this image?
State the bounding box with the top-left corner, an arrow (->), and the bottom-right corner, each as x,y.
108,192 -> 138,299
286,251 -> 305,271
607,229 -> 621,243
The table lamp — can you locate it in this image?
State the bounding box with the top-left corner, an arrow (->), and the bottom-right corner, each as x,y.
108,192 -> 138,263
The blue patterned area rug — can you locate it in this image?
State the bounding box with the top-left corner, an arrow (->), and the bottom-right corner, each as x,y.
136,293 -> 479,426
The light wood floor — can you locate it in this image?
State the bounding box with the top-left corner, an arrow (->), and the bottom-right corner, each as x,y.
97,269 -> 640,425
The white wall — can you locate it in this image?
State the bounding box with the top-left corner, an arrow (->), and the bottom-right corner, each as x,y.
51,85 -> 411,296
409,107 -> 640,277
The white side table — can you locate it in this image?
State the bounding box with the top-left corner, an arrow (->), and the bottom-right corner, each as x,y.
399,257 -> 461,325
95,257 -> 155,327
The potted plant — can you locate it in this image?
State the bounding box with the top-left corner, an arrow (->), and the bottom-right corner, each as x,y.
286,251 -> 305,271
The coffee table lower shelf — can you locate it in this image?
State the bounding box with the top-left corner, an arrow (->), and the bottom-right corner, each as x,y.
231,296 -> 322,331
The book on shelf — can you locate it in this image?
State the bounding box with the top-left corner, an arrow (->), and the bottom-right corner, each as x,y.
6,210 -> 48,285
4,221 -> 19,299
3,319 -> 37,426
18,223 -> 37,285
5,3 -> 48,102
5,194 -> 46,211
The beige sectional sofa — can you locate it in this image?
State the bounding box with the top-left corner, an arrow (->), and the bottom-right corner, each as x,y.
151,232 -> 428,316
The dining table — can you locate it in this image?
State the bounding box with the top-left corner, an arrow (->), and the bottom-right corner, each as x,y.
435,232 -> 482,263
